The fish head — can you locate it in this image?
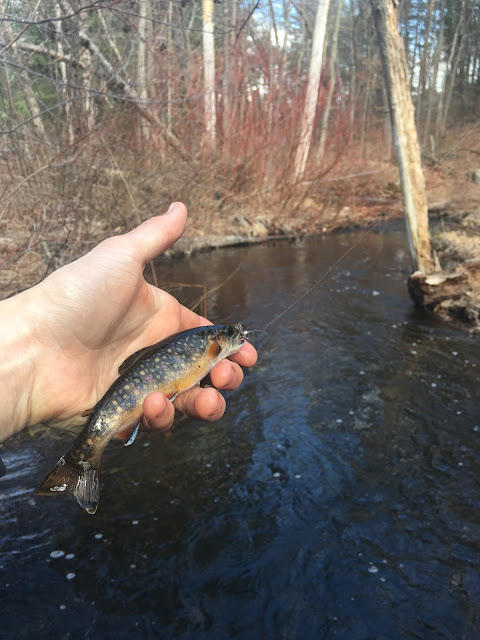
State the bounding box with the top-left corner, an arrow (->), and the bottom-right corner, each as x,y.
209,323 -> 248,358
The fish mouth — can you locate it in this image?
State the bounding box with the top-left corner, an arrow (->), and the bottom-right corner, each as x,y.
232,322 -> 248,345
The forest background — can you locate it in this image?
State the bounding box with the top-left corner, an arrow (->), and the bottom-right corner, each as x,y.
0,0 -> 479,297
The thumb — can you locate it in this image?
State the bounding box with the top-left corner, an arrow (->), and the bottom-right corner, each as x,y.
124,202 -> 187,265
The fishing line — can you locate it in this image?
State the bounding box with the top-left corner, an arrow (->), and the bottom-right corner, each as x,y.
248,119 -> 480,335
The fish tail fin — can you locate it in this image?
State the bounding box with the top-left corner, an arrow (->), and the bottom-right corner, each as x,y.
37,453 -> 100,515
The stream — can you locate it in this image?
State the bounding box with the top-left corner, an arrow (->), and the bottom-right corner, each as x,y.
1,229 -> 479,639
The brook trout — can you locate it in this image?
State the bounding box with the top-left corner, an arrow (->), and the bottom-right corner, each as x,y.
38,324 -> 248,514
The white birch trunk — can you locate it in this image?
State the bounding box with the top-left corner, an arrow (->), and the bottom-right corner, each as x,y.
293,0 -> 330,182
202,0 -> 216,151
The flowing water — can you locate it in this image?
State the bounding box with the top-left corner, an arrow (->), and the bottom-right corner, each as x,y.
1,230 -> 479,639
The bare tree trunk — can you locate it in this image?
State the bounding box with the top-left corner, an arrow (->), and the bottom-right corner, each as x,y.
349,5 -> 357,129
316,0 -> 342,161
273,0 -> 292,122
0,0 -> 47,141
202,0 -> 216,151
138,0 -> 150,143
222,0 -> 232,152
267,0 -> 279,147
293,0 -> 306,78
185,0 -> 197,59
167,0 -> 174,134
382,81 -> 393,160
370,0 -> 433,273
359,61 -> 374,159
293,0 -> 331,182
98,10 -> 123,64
422,0 -> 446,146
440,2 -> 466,138
409,15 -> 419,85
415,0 -> 434,126
436,0 -> 465,140
78,45 -> 95,131
54,3 -> 74,145
78,6 -> 97,132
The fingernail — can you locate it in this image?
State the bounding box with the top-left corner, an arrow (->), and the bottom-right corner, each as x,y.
167,202 -> 180,214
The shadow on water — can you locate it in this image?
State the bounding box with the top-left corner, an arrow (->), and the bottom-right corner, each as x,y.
1,231 -> 480,639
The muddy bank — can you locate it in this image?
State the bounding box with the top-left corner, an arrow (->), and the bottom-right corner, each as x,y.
163,206 -> 393,258
0,205 -> 388,298
0,201 -> 478,333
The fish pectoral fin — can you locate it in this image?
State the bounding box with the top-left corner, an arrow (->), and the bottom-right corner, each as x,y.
81,408 -> 93,417
168,393 -> 178,402
116,421 -> 141,446
125,422 -> 140,447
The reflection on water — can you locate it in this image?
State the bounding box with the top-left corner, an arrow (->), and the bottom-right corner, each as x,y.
1,231 -> 480,639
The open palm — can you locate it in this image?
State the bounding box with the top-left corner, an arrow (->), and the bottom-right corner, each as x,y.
30,204 -> 256,432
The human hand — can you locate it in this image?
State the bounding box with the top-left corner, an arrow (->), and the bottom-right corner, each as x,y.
0,203 -> 257,442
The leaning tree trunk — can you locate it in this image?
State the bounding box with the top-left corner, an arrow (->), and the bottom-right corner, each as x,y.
293,0 -> 331,182
370,0 -> 433,274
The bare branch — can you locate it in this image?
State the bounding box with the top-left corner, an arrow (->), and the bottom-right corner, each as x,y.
0,97 -> 84,135
1,0 -> 121,28
13,40 -> 86,68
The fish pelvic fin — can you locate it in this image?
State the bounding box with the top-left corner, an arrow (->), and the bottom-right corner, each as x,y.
37,453 -> 100,515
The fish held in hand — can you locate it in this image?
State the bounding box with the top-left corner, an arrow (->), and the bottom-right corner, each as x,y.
37,324 -> 248,514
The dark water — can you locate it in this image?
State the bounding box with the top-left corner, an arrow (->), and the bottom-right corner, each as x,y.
1,231 -> 480,639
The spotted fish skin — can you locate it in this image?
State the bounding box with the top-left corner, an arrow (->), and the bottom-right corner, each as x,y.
37,324 -> 248,514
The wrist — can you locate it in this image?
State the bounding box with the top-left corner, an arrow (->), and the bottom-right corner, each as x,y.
0,287 -> 44,441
